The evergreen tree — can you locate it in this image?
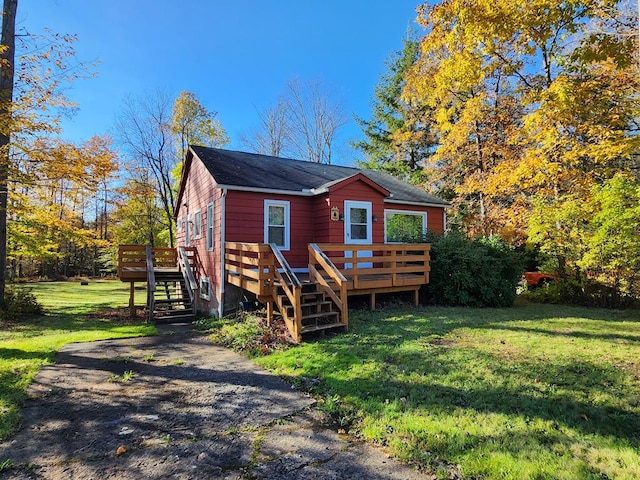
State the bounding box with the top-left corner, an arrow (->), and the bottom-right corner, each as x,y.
353,36 -> 434,184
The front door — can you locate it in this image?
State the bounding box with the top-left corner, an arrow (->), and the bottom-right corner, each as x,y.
344,201 -> 372,268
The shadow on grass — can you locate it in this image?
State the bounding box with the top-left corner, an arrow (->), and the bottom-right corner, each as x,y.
481,323 -> 640,344
286,304 -> 640,448
0,348 -> 54,361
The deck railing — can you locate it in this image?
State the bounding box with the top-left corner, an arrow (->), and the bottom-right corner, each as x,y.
314,243 -> 431,290
270,244 -> 303,341
308,243 -> 348,328
118,245 -> 178,281
224,242 -> 275,300
145,246 -> 156,320
178,246 -> 199,312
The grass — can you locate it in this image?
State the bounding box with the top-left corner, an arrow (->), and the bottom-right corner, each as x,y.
0,280 -> 156,440
215,302 -> 640,479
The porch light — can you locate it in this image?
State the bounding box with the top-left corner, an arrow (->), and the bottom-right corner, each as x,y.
372,215 -> 378,222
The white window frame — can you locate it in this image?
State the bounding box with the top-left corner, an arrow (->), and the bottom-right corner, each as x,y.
193,210 -> 202,239
384,209 -> 427,243
264,200 -> 290,251
199,277 -> 211,301
206,202 -> 214,251
176,216 -> 182,232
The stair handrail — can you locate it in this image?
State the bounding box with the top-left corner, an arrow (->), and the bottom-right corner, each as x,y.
145,246 -> 156,321
269,243 -> 302,341
178,246 -> 198,308
308,243 -> 348,328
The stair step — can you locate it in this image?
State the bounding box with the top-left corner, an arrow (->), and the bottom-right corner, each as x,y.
301,311 -> 339,321
154,314 -> 195,324
154,298 -> 191,305
301,300 -> 333,309
154,308 -> 194,317
301,291 -> 324,299
301,322 -> 346,333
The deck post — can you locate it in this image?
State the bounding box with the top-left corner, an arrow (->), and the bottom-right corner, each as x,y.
370,293 -> 376,311
266,300 -> 273,326
129,282 -> 135,318
413,288 -> 419,306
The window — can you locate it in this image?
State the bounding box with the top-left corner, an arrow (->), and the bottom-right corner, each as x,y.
349,206 -> 369,241
199,277 -> 211,301
206,202 -> 214,251
177,217 -> 182,232
384,210 -> 427,243
193,210 -> 202,239
264,200 -> 290,250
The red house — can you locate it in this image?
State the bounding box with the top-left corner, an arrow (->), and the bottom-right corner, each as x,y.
170,146 -> 448,334
119,146 -> 448,342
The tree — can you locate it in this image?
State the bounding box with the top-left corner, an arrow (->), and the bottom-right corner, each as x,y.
0,0 -> 17,307
239,99 -> 289,157
1,0 -> 95,301
354,35 -> 434,184
403,0 -> 639,255
7,136 -> 118,278
115,90 -> 228,247
242,79 -> 348,164
581,174 -> 640,298
171,91 -> 228,163
115,91 -> 178,247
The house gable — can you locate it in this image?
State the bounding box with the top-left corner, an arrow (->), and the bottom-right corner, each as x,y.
321,172 -> 391,198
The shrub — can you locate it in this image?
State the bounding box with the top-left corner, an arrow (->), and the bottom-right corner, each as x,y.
422,232 -> 524,307
2,285 -> 44,320
521,275 -> 639,309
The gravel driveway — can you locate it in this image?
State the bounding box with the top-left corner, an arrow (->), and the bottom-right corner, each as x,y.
0,327 -> 427,479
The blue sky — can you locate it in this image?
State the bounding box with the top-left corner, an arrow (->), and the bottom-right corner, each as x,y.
19,1 -> 424,166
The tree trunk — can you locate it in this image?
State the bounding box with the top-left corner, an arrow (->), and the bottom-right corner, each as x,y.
0,0 -> 17,310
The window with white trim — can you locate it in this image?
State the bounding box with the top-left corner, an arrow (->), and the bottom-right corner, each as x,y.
264,200 -> 290,250
194,210 -> 202,239
177,217 -> 182,232
206,202 -> 214,251
384,210 -> 427,243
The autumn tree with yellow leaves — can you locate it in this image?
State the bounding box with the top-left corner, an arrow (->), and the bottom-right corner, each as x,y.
1,0 -> 118,305
401,0 -> 639,299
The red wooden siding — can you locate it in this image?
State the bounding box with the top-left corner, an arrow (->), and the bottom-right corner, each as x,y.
175,157 -> 224,314
225,190 -> 314,268
325,178 -> 388,243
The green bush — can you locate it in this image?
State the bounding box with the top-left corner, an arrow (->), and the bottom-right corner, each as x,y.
423,232 -> 524,307
521,275 -> 639,309
2,285 -> 44,320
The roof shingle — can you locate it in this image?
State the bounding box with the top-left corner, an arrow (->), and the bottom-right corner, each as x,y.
189,146 -> 449,207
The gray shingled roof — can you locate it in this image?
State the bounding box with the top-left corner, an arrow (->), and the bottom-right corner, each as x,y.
189,146 -> 449,207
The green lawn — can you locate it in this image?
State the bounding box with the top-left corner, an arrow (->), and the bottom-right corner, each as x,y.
0,280 -> 156,440
251,303 -> 640,479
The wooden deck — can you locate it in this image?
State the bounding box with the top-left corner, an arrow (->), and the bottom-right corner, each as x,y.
117,245 -> 199,320
225,242 -> 430,340
118,242 -> 431,342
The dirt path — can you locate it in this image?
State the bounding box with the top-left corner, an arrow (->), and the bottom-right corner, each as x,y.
0,328 -> 427,479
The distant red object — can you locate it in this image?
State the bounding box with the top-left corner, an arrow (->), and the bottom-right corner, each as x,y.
524,272 -> 556,288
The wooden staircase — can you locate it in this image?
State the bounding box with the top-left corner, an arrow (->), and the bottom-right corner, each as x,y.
275,282 -> 344,335
146,246 -> 198,324
149,269 -> 195,323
